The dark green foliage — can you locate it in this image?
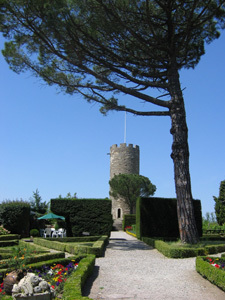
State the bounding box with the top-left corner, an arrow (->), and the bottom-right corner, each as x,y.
30,189 -> 48,214
136,197 -> 202,239
122,214 -> 136,231
51,198 -> 113,237
196,256 -> 225,291
0,201 -> 30,237
109,174 -> 156,214
29,229 -> 39,237
214,180 -> 225,225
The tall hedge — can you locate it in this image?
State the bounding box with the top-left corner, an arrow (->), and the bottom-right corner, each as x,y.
136,197 -> 202,239
51,198 -> 113,237
213,180 -> 225,225
0,201 -> 30,237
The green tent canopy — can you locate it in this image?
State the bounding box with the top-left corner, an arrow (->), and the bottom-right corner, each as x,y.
37,212 -> 65,220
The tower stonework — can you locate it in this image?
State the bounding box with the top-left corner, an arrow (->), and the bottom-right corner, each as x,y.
110,143 -> 140,226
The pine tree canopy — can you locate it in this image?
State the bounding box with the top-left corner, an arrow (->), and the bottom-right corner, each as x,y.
0,0 -> 224,116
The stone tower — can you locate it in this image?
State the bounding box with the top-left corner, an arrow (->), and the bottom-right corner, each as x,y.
110,143 -> 140,226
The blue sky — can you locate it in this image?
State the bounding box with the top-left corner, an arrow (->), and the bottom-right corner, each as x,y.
0,31 -> 225,218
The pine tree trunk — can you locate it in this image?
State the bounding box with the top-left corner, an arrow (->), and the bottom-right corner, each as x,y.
169,67 -> 199,244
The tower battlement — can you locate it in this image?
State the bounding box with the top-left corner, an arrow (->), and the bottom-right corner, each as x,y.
110,143 -> 139,151
110,143 -> 140,179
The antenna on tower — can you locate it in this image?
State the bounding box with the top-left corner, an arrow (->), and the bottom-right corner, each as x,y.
124,110 -> 127,143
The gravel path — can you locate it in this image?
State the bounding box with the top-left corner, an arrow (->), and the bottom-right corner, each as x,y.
83,231 -> 225,300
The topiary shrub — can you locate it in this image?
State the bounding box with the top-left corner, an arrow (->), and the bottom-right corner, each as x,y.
30,229 -> 39,237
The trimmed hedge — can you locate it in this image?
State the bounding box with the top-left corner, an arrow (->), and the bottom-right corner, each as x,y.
0,252 -> 65,272
0,240 -> 19,247
33,236 -> 109,257
19,240 -> 50,253
51,198 -> 113,237
62,254 -> 95,300
0,234 -> 20,241
196,256 -> 225,291
136,197 -> 202,239
0,234 -> 20,247
122,214 -> 136,231
142,237 -> 225,258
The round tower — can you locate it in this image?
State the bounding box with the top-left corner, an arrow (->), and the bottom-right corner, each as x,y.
110,143 -> 140,225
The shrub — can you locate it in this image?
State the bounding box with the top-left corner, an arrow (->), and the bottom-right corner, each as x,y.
0,200 -> 30,237
30,229 -> 39,237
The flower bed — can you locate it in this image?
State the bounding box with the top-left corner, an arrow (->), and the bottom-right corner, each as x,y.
0,262 -> 78,299
0,255 -> 95,300
125,227 -> 137,238
196,256 -> 225,291
29,261 -> 79,296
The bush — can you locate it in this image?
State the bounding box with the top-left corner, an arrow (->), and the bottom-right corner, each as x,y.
30,229 -> 39,237
0,200 -> 30,237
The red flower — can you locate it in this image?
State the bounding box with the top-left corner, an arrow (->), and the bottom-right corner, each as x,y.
0,288 -> 2,293
215,264 -> 220,268
208,258 -> 213,262
51,285 -> 55,289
